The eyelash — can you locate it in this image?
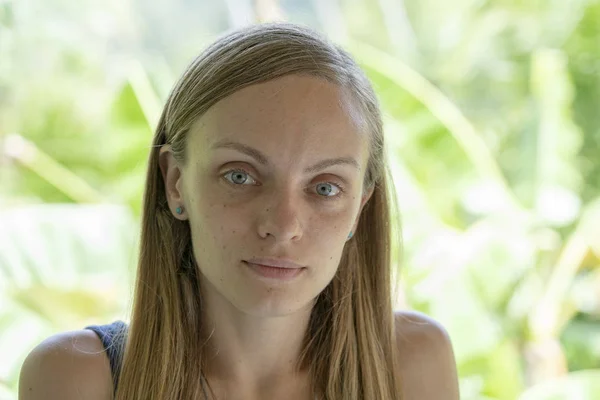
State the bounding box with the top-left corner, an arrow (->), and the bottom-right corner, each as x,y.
221,168 -> 345,200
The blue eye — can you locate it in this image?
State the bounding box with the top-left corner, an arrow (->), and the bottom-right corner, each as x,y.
315,182 -> 341,197
223,169 -> 257,185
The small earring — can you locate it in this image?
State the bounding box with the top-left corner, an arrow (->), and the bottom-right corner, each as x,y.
347,231 -> 353,239
176,206 -> 183,215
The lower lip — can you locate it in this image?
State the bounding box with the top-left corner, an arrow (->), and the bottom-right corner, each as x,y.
244,261 -> 305,280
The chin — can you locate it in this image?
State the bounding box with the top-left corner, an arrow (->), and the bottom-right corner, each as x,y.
232,294 -> 316,319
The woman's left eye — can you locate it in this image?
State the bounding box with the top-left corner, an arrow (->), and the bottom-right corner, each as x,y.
315,182 -> 342,198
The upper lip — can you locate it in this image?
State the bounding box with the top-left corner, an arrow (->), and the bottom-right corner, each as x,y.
246,257 -> 306,269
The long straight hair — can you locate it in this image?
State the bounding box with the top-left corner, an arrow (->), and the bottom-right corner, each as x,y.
115,22 -> 403,400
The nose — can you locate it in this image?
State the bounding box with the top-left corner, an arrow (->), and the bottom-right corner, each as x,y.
256,190 -> 303,242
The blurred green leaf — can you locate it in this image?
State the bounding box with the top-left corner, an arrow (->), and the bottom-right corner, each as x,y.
529,49 -> 583,224
561,317 -> 600,371
485,340 -> 525,400
518,370 -> 600,400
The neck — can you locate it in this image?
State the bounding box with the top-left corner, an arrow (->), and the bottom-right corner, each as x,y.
198,279 -> 316,398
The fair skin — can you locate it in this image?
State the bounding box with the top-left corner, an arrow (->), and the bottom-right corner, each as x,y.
18,75 -> 459,400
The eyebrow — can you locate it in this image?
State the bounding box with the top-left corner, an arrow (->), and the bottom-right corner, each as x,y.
210,139 -> 361,173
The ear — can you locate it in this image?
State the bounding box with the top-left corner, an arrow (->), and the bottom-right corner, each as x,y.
158,145 -> 186,220
350,185 -> 374,234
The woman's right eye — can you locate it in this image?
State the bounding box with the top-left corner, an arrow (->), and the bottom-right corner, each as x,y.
222,169 -> 257,186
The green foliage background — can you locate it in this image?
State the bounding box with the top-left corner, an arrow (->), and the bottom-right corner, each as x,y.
1,0 -> 599,399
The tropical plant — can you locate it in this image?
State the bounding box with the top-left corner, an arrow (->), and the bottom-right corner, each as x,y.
2,0 -> 600,399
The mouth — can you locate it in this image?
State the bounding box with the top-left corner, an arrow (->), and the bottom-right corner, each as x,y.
245,257 -> 306,269
243,261 -> 306,281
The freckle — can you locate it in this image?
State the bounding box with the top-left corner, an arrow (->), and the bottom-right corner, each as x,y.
266,208 -> 269,211
232,230 -> 236,234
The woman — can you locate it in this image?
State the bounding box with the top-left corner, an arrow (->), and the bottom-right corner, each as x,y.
19,23 -> 459,400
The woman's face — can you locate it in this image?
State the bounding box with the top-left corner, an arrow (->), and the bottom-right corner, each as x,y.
173,74 -> 372,317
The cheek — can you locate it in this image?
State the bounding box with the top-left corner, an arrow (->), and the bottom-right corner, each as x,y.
194,200 -> 249,247
305,212 -> 354,266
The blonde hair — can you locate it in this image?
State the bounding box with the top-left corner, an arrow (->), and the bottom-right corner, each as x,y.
116,22 -> 402,400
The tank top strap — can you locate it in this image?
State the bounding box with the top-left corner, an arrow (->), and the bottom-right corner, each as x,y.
85,320 -> 128,394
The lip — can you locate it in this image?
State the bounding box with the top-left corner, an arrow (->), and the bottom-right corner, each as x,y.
244,261 -> 305,280
245,257 -> 306,269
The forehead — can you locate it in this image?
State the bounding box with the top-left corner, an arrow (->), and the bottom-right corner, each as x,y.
187,74 -> 370,166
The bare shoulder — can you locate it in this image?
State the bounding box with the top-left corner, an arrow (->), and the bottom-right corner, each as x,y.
19,329 -> 113,400
394,310 -> 460,400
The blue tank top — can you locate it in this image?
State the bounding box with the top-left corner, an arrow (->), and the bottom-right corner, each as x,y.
85,320 -> 128,394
